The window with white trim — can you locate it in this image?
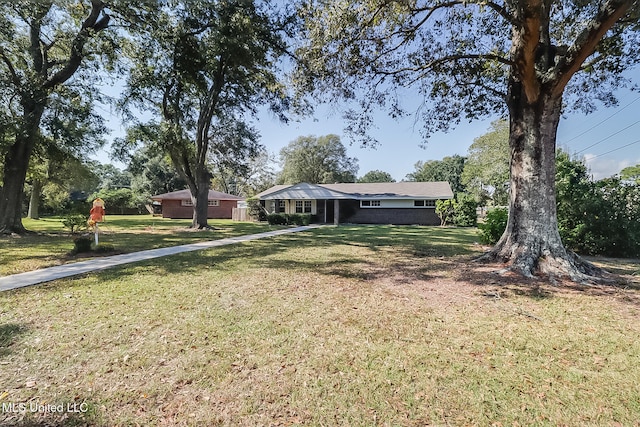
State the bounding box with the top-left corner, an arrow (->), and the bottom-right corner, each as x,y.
208,200 -> 220,207
181,199 -> 193,207
295,200 -> 303,213
361,200 -> 381,207
304,200 -> 312,213
414,200 -> 436,208
278,200 -> 286,212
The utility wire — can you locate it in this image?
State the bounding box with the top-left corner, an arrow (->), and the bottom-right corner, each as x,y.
587,138 -> 640,160
575,119 -> 640,154
562,95 -> 640,145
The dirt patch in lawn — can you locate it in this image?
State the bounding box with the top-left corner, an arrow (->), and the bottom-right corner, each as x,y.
360,253 -> 640,316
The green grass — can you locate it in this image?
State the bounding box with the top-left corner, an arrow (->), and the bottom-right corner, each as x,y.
1,225 -> 639,426
0,215 -> 283,276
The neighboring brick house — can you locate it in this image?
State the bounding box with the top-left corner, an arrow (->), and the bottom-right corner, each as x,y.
255,182 -> 453,225
151,189 -> 244,219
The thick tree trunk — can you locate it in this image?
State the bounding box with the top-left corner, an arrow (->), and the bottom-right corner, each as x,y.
0,102 -> 44,233
0,149 -> 31,233
480,84 -> 606,282
191,168 -> 210,229
27,179 -> 43,220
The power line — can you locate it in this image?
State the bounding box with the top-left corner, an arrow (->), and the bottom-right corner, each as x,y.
575,119 -> 640,154
562,95 -> 640,145
587,138 -> 640,160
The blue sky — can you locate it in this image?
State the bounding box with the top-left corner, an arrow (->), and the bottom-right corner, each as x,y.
251,78 -> 640,181
97,69 -> 640,182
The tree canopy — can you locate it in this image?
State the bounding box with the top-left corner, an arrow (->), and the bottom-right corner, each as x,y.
620,164 -> 640,183
461,120 -> 510,205
358,170 -> 395,183
278,135 -> 359,184
406,155 -> 466,194
295,0 -> 639,142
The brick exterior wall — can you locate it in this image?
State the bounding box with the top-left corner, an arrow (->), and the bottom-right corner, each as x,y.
161,200 -> 237,219
340,200 -> 440,225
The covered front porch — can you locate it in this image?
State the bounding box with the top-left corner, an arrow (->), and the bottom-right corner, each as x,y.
258,183 -> 355,225
264,198 -> 343,224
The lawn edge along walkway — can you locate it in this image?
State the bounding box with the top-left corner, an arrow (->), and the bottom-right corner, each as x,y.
0,225 -> 325,292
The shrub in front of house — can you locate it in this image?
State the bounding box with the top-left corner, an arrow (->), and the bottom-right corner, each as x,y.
267,213 -> 288,225
287,213 -> 311,226
266,213 -> 311,226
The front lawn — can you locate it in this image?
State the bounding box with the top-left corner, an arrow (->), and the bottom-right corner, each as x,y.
0,216 -> 282,276
1,225 -> 639,426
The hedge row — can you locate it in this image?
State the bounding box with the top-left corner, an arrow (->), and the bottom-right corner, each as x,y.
266,213 -> 311,226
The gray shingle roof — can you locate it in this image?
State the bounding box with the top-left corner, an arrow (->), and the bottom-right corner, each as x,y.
256,182 -> 453,200
151,189 -> 244,201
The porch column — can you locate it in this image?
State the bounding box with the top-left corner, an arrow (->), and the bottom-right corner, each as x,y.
324,200 -> 327,223
334,199 -> 340,226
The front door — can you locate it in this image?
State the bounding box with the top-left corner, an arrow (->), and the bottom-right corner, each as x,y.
324,200 -> 334,224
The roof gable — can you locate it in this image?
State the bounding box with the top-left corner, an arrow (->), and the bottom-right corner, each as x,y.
258,183 -> 353,200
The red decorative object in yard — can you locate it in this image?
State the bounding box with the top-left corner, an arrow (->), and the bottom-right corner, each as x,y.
88,198 -> 106,245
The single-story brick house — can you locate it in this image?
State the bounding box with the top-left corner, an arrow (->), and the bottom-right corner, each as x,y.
151,189 -> 244,219
255,182 -> 454,225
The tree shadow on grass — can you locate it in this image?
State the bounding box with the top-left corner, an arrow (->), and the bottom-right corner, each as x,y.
28,225 -> 483,293
456,257 -> 640,308
0,411 -> 102,427
0,323 -> 28,357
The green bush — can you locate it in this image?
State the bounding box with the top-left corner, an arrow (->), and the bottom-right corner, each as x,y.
454,193 -> 478,227
246,198 -> 266,221
556,151 -> 640,257
72,236 -> 93,253
478,207 -> 508,244
267,213 -> 288,225
94,243 -> 115,253
62,214 -> 89,234
288,213 -> 311,226
435,199 -> 457,226
89,188 -> 144,214
266,213 -> 311,226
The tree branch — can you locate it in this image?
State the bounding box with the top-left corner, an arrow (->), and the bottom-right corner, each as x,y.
43,0 -> 109,89
373,53 -> 514,77
409,1 -> 516,27
551,0 -> 633,97
578,54 -> 607,71
358,1 -> 515,66
0,48 -> 21,88
197,59 -> 225,168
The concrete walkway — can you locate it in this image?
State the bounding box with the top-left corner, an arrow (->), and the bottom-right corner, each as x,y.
0,225 -> 324,292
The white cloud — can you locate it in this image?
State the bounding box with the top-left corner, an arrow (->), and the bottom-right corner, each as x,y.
583,154 -> 640,180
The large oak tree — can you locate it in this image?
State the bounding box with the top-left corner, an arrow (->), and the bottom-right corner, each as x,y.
295,0 -> 639,281
0,1 -> 111,233
0,0 -> 151,233
121,0 -> 290,229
